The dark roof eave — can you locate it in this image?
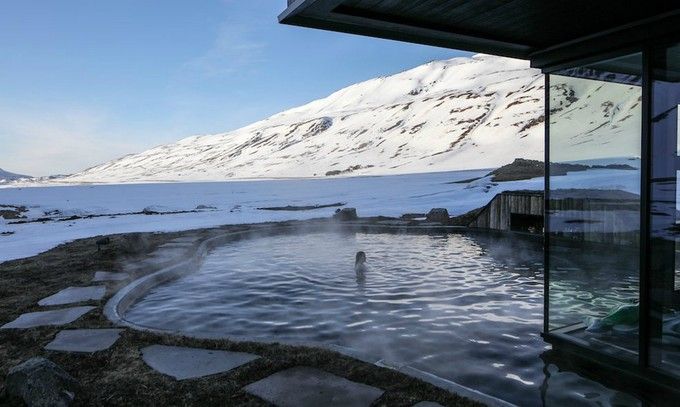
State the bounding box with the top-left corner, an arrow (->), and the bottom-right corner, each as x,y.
279,1 -> 533,60
279,0 -> 680,70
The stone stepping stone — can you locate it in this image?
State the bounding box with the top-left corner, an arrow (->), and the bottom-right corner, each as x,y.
1,306 -> 95,329
141,345 -> 258,380
45,329 -> 123,353
244,366 -> 384,407
92,271 -> 129,282
413,402 -> 445,407
38,286 -> 106,306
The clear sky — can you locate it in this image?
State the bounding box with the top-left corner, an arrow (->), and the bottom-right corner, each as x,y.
0,1 -> 470,176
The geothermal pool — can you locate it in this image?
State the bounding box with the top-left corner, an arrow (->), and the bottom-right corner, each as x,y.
125,230 -> 640,406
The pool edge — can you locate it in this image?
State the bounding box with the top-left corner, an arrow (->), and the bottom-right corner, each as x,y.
104,224 -> 518,407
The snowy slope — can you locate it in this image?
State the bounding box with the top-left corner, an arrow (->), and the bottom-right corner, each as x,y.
0,168 -> 29,183
35,54 -> 638,184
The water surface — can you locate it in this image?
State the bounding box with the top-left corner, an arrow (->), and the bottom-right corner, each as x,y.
126,230 -> 641,406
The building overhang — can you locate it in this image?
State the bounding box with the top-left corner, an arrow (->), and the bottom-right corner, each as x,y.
279,0 -> 680,70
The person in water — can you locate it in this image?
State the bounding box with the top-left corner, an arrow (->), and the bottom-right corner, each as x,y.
355,251 -> 367,274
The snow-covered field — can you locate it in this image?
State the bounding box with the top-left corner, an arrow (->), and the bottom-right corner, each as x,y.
0,164 -> 639,263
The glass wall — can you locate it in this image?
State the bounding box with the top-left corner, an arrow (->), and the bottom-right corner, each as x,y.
547,53 -> 642,360
650,42 -> 680,376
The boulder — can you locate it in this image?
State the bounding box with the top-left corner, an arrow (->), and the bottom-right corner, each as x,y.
426,208 -> 450,224
141,206 -> 158,215
333,207 -> 358,221
5,357 -> 79,407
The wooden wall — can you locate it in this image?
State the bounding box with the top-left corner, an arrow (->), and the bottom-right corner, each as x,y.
469,191 -> 543,231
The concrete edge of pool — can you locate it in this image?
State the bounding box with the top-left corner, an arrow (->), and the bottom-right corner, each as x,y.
104,224 -> 518,407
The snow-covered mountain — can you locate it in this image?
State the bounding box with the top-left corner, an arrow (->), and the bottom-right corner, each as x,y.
47,54 -> 640,184
0,169 -> 29,183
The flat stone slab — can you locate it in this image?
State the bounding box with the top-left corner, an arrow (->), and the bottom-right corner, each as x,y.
38,286 -> 106,306
141,345 -> 258,380
1,306 -> 95,329
413,402 -> 445,407
45,329 -> 123,353
92,271 -> 129,282
244,366 -> 384,407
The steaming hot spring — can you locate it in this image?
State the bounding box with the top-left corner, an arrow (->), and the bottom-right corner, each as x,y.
120,227 -> 633,405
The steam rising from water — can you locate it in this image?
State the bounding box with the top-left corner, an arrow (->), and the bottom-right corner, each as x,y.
125,228 -> 639,406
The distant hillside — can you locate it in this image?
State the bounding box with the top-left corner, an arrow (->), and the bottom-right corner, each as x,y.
0,168 -> 29,183
26,54 -> 640,184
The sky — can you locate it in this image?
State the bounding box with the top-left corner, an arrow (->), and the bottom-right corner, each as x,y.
0,1 -> 470,176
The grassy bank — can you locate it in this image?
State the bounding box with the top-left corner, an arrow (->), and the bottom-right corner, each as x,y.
0,223 -> 481,406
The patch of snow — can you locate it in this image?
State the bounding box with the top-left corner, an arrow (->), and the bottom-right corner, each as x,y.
0,167 -> 639,262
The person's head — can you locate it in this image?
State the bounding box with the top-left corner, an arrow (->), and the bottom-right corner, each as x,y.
355,251 -> 366,265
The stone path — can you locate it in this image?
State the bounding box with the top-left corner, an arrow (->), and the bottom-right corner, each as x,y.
141,345 -> 259,380
45,329 -> 123,353
1,306 -> 95,329
38,286 -> 106,306
244,366 -> 384,407
92,271 -> 129,282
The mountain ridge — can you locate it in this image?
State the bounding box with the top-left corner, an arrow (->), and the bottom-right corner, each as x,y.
14,53 -> 641,185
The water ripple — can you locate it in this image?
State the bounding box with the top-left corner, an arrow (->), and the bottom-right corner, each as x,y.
125,231 -> 639,406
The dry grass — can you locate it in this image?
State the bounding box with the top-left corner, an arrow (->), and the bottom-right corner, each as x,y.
0,224 -> 483,406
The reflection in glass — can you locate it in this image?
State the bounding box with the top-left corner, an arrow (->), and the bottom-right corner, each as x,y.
547,53 -> 642,360
650,42 -> 680,376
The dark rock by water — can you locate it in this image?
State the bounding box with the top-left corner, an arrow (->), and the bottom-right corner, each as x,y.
487,157 -> 635,182
426,208 -> 450,223
5,357 -> 79,407
490,158 -> 587,181
488,158 -> 547,182
334,207 -> 358,221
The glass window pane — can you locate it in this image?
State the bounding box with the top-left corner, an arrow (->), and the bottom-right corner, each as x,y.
548,53 -> 642,360
650,42 -> 680,376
